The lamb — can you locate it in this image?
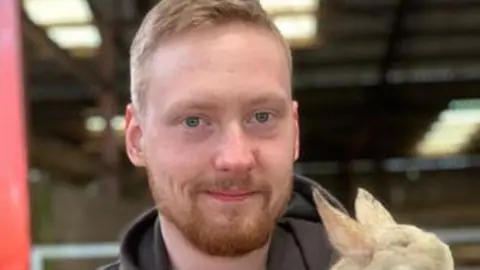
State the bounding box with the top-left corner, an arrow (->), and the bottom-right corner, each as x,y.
312,187 -> 455,270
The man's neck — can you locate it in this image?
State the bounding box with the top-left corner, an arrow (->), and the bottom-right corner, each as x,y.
159,217 -> 270,270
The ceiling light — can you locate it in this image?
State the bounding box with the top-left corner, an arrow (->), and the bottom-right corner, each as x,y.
449,98 -> 480,110
439,109 -> 480,124
260,0 -> 318,13
46,25 -> 101,49
110,115 -> 125,132
273,14 -> 317,44
85,116 -> 106,133
416,106 -> 480,157
23,0 -> 93,25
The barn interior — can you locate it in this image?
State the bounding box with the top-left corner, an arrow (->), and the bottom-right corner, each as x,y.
14,0 -> 480,268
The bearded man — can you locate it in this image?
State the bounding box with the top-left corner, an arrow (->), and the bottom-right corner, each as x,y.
100,0 -> 346,269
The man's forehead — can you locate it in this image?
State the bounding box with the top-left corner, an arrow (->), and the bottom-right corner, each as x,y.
150,23 -> 290,69
143,23 -> 292,110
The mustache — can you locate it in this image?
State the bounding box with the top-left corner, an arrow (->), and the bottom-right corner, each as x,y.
191,175 -> 269,193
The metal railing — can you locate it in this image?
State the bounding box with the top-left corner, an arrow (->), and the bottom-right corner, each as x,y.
31,243 -> 118,270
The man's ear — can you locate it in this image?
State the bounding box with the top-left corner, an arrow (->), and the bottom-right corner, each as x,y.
125,104 -> 146,167
292,100 -> 300,160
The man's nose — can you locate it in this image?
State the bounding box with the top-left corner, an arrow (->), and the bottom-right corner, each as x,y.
213,124 -> 256,173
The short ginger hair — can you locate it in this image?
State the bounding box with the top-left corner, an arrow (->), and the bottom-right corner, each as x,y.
129,0 -> 291,112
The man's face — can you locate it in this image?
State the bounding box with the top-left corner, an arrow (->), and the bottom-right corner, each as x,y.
125,22 -> 299,257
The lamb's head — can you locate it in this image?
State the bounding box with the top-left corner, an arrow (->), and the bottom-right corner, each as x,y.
312,187 -> 454,270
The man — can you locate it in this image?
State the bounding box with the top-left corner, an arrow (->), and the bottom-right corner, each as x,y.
101,0 -> 347,269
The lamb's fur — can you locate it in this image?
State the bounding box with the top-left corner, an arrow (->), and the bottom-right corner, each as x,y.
313,187 -> 455,270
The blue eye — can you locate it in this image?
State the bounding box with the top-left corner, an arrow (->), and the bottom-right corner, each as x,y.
184,116 -> 201,128
254,112 -> 271,123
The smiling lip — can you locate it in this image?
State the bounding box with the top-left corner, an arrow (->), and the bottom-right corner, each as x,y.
206,191 -> 256,202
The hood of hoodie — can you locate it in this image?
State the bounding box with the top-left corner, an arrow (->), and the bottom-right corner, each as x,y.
109,174 -> 347,270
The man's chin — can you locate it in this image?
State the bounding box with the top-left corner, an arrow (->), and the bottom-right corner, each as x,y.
204,207 -> 266,226
185,219 -> 273,257
198,214 -> 248,231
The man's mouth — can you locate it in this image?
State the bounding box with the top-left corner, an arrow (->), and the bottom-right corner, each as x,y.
205,190 -> 256,202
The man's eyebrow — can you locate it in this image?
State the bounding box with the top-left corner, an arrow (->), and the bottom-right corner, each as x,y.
163,92 -> 289,116
248,93 -> 289,107
163,99 -> 220,115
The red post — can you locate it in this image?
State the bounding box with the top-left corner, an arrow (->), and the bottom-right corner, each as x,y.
0,1 -> 31,269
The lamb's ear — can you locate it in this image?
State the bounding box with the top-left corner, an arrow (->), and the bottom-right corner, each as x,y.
355,188 -> 396,233
313,188 -> 373,265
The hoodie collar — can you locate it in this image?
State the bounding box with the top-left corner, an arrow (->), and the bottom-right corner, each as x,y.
117,174 -> 345,270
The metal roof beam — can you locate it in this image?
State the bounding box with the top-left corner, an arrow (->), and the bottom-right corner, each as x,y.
22,11 -> 109,92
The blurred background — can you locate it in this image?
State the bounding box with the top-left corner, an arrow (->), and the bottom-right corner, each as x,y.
1,0 -> 480,269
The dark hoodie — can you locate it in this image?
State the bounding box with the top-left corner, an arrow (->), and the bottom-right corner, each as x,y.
99,174 -> 347,270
